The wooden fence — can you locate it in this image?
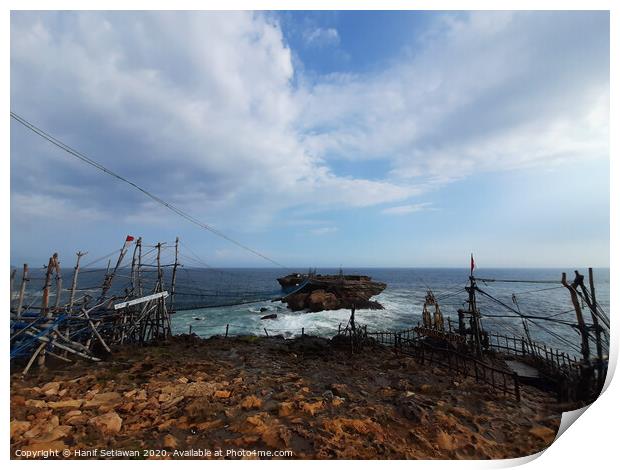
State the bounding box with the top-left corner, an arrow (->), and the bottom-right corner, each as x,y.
366,330 -> 521,400
486,332 -> 581,374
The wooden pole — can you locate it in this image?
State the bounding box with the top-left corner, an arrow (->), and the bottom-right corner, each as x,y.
16,264 -> 29,319
10,269 -> 16,306
561,272 -> 590,362
101,238 -> 132,299
156,242 -> 163,337
588,268 -> 604,389
41,253 -> 58,318
130,239 -> 140,294
156,243 -> 163,290
170,237 -> 179,313
53,255 -> 62,311
68,252 -> 85,312
136,238 -> 143,297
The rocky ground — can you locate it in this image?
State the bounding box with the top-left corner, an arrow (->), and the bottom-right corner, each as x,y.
10,334 -> 562,460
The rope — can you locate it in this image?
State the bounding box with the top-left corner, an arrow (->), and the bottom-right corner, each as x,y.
11,111 -> 287,269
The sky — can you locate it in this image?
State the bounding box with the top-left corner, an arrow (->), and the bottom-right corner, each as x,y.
10,10 -> 610,268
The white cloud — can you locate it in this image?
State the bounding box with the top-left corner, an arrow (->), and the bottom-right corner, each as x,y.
381,203 -> 434,215
11,11 -> 415,234
10,11 -> 609,242
298,11 -> 609,185
303,27 -> 340,47
310,226 -> 339,235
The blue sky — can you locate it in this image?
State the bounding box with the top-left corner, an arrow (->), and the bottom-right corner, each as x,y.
10,11 -> 609,268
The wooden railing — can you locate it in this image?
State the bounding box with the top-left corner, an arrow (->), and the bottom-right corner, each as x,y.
366,330 -> 521,400
486,332 -> 581,374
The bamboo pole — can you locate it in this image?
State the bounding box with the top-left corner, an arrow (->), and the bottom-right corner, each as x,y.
101,238 -> 132,299
561,272 -> 590,362
68,252 -> 85,312
10,269 -> 16,306
130,240 -> 140,294
156,242 -> 163,337
170,237 -> 179,313
137,238 -> 143,297
22,342 -> 46,376
82,309 -> 112,353
41,254 -> 58,318
588,268 -> 605,389
16,264 -> 29,319
54,255 -> 62,311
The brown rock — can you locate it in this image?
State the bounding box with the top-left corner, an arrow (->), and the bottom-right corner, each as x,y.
22,440 -> 67,454
161,396 -> 184,410
195,419 -> 222,431
62,410 -> 82,424
186,397 -> 218,422
302,401 -> 324,416
41,382 -> 61,396
184,382 -> 217,397
332,397 -> 345,407
330,384 -> 351,399
436,430 -> 455,451
163,434 -> 178,449
308,290 -> 340,312
31,425 -> 72,443
83,392 -> 122,409
118,402 -> 135,413
214,390 -> 231,399
88,411 -> 122,435
278,402 -> 295,417
530,425 -> 557,442
25,399 -> 48,409
47,399 -> 83,410
10,420 -> 31,440
240,395 -> 263,410
12,395 -> 26,407
66,415 -> 88,426
286,293 -> 309,311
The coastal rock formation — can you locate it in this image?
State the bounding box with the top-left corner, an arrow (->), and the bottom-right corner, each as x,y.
279,274 -> 386,312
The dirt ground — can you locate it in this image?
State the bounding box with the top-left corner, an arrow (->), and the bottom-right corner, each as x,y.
10,334 -> 562,459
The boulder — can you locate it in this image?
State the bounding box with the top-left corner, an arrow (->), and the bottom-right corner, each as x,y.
240,395 -> 263,410
47,399 -> 83,410
163,434 -> 179,449
10,420 -> 31,440
278,402 -> 295,417
88,411 -> 122,436
83,392 -> 121,409
529,425 -> 557,442
308,290 -> 340,312
286,293 -> 309,311
280,274 -> 386,312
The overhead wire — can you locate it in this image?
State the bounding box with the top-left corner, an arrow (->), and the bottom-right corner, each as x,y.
11,111 -> 287,268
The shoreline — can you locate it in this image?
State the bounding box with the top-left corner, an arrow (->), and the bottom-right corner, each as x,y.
10,334 -> 562,459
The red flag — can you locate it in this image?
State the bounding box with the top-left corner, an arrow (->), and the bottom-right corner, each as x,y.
470,253 -> 475,274
126,235 -> 135,242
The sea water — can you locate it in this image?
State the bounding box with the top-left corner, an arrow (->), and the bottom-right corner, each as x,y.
11,266 -> 609,357
168,267 -> 610,357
